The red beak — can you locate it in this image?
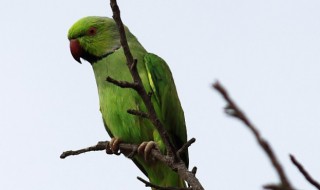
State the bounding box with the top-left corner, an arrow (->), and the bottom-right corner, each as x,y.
70,39 -> 82,63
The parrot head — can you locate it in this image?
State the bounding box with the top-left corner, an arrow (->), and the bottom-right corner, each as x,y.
68,16 -> 122,64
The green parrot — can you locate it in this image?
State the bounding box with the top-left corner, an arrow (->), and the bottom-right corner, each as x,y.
68,16 -> 188,188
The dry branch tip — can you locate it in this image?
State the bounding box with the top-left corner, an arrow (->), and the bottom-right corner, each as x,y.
290,154 -> 320,190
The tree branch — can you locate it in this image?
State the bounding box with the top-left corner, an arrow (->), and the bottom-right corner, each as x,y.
213,81 -> 293,190
60,141 -> 139,159
61,138 -> 202,189
137,177 -> 192,190
106,76 -> 139,89
127,109 -> 149,119
263,184 -> 289,190
109,0 -> 176,158
60,141 -> 108,159
290,154 -> 320,190
177,138 -> 195,160
191,167 -> 197,175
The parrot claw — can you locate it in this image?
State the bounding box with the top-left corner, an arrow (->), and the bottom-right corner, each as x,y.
138,141 -> 158,161
106,138 -> 121,155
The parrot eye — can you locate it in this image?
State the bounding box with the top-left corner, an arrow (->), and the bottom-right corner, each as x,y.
87,27 -> 97,36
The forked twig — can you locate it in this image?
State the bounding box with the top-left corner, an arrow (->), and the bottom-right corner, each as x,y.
290,154 -> 320,190
213,81 -> 293,190
137,177 -> 192,190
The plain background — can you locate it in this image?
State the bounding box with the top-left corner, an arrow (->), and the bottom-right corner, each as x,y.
1,0 -> 319,189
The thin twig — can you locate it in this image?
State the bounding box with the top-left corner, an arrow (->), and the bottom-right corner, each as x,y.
60,141 -> 108,159
137,177 -> 192,190
60,141 -> 137,159
106,76 -> 139,89
191,167 -> 197,175
213,81 -> 293,190
290,154 -> 320,190
177,138 -> 196,160
61,139 -> 203,189
127,109 -> 149,119
263,184 -> 285,190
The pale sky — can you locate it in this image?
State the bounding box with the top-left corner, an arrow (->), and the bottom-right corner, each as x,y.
1,0 -> 320,189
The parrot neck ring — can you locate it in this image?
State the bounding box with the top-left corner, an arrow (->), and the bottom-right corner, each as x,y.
93,45 -> 121,64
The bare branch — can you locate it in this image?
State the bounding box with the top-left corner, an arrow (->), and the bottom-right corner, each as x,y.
263,184 -> 285,190
106,76 -> 139,89
60,141 -> 108,159
191,167 -> 197,175
127,109 -> 149,119
137,177 -> 192,190
290,154 -> 320,190
109,0 -> 176,157
61,139 -> 203,190
61,141 -> 126,159
213,81 -> 293,190
177,138 -> 196,160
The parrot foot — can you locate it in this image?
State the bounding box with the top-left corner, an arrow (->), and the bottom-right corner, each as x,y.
138,141 -> 159,161
106,138 -> 121,155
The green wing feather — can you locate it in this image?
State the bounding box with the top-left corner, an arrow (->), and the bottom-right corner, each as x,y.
144,53 -> 189,167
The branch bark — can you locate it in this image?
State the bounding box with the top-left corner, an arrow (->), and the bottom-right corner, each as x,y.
60,139 -> 201,189
109,0 -> 176,158
290,154 -> 320,190
137,177 -> 192,190
213,81 -> 293,190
